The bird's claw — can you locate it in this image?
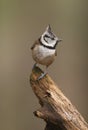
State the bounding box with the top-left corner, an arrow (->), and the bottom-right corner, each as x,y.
37,72 -> 47,80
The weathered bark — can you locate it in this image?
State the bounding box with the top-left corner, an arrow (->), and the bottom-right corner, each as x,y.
30,66 -> 88,130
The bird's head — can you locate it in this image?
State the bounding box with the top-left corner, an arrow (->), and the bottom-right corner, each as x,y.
40,25 -> 62,49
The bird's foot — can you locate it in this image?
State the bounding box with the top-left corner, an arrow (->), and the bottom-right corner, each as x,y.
37,72 -> 47,80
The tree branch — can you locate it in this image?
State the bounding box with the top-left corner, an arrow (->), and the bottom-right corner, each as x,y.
30,66 -> 88,130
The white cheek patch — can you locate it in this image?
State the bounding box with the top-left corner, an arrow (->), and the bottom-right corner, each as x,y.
41,36 -> 56,48
44,37 -> 52,44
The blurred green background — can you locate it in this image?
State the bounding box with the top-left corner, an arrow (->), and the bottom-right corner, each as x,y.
0,0 -> 88,130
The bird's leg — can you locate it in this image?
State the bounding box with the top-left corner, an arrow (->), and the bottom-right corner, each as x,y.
32,63 -> 37,70
37,66 -> 48,80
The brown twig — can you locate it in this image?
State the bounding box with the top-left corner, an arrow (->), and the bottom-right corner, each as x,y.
30,66 -> 88,130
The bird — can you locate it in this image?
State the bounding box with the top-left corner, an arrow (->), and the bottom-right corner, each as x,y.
31,25 -> 62,80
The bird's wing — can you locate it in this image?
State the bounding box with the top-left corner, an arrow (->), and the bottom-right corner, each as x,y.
31,40 -> 40,50
31,42 -> 36,50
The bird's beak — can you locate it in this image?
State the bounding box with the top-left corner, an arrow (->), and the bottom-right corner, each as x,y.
57,38 -> 63,43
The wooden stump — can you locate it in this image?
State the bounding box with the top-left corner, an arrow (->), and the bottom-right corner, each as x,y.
30,66 -> 88,130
